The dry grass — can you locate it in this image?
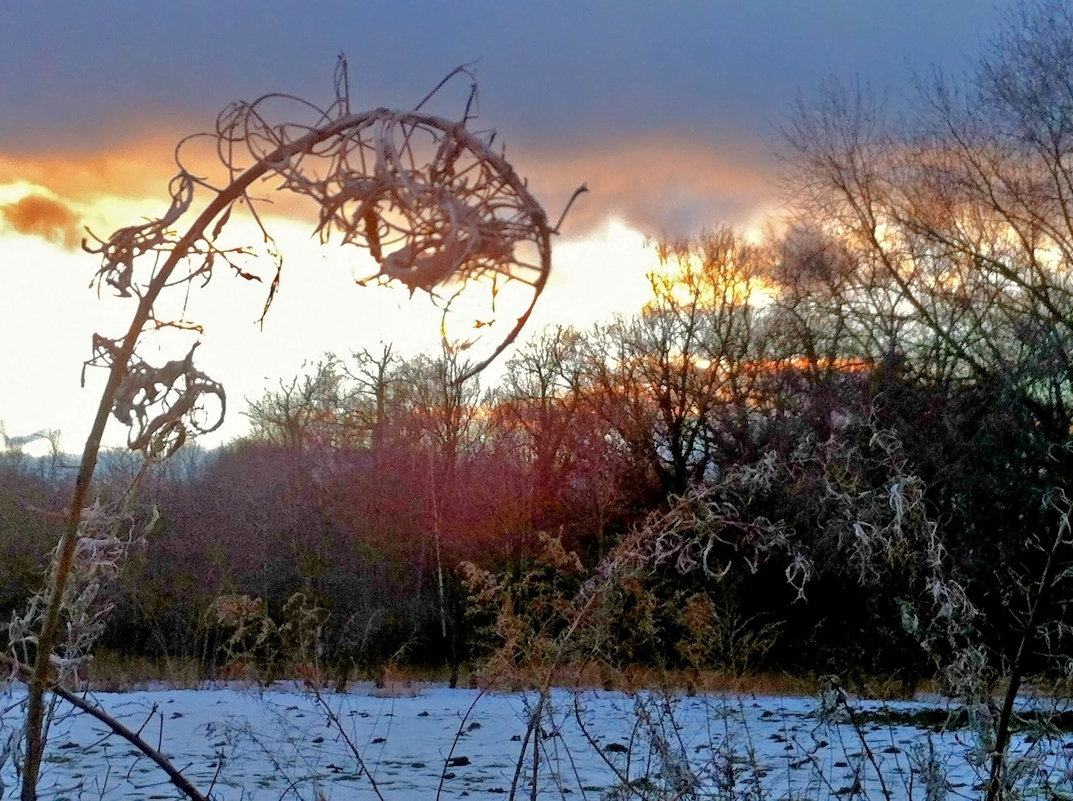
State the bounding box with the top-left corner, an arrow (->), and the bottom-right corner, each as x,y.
81,651 -> 205,691
367,663 -> 429,697
75,654 -> 936,699
471,662 -> 842,697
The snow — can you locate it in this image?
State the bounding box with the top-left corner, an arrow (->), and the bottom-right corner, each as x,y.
2,684 -> 1072,799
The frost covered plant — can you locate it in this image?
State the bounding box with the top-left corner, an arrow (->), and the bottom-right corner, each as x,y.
1,489 -> 154,795
907,736 -> 950,801
14,58 -> 560,801
815,675 -> 850,725
574,419 -> 937,611
206,590 -> 330,681
207,594 -> 280,677
279,591 -> 330,669
459,531 -> 587,676
8,496 -> 153,687
634,694 -> 700,797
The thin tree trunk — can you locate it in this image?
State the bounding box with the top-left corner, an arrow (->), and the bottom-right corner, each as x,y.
986,506 -> 1070,801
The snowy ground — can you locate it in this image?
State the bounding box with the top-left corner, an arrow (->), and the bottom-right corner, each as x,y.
2,683 -> 1072,800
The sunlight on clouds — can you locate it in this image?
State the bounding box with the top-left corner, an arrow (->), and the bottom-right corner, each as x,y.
0,127 -> 780,242
0,134 -> 185,205
535,217 -> 660,330
0,182 -> 37,204
519,134 -> 774,239
1,208 -> 663,451
0,128 -> 738,451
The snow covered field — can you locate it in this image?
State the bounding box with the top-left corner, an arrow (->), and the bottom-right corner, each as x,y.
3,684 -> 1072,800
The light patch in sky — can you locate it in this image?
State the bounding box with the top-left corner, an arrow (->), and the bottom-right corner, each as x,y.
1,190 -> 660,453
533,218 -> 660,330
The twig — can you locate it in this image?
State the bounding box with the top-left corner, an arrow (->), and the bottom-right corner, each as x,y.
414,62 -> 479,112
530,688 -> 543,801
552,184 -> 589,234
308,684 -> 386,801
435,686 -> 487,801
842,702 -> 893,801
571,693 -> 632,789
47,684 -> 209,801
509,690 -> 546,801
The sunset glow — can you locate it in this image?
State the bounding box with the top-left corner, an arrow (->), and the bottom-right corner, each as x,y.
0,167 -> 665,452
0,2 -> 1007,456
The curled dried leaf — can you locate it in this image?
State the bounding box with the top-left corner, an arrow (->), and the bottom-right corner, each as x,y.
107,342 -> 226,457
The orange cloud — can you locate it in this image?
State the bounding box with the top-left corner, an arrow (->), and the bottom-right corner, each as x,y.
0,128 -> 780,248
0,135 -> 180,204
1,194 -> 81,249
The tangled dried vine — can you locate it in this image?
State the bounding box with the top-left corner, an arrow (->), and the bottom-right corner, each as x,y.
205,60 -> 561,367
81,58 -> 564,457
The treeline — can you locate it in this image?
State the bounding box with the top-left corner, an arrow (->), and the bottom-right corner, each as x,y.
0,221 -> 1065,687
4,1 -> 1073,690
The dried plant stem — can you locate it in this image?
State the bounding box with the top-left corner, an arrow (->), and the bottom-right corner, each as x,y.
529,689 -> 542,801
23,132 -> 281,801
508,688 -> 546,801
308,685 -> 386,801
842,700 -> 893,801
22,99 -> 553,800
434,687 -> 486,801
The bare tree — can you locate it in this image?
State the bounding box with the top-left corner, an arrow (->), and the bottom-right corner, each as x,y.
343,343 -> 403,457
245,357 -> 349,451
579,229 -> 769,498
492,326 -> 585,528
784,3 -> 1073,797
390,347 -> 487,679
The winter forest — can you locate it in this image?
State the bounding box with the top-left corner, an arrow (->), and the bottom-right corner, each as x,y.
6,2 -> 1073,800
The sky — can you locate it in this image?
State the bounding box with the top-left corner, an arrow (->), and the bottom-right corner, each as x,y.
0,1 -> 1012,453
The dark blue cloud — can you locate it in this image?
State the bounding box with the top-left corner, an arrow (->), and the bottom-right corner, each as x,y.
0,1 -> 1008,148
